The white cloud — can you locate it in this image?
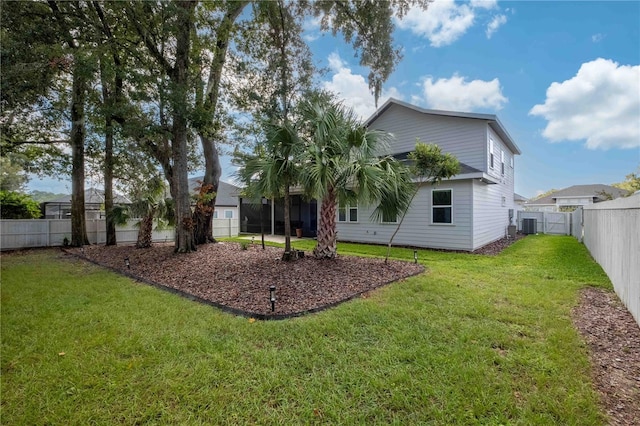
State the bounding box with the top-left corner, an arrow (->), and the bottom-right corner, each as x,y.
529,58 -> 640,150
591,33 -> 604,43
323,53 -> 403,120
486,14 -> 507,38
396,0 -> 506,47
420,74 -> 508,111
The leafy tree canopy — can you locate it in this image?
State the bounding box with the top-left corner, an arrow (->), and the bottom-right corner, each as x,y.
0,190 -> 41,219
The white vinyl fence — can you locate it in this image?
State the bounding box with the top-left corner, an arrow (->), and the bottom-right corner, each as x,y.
581,194 -> 640,326
517,211 -> 571,235
0,218 -> 238,251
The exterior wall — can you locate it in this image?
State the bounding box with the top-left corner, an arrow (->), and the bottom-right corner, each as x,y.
473,127 -> 516,249
213,206 -> 239,220
336,180 -> 474,251
369,104 -> 487,170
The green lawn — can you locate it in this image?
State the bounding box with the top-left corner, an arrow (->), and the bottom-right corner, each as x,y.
1,235 -> 612,425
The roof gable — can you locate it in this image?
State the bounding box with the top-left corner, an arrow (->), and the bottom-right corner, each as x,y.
365,98 -> 521,155
526,184 -> 630,205
188,178 -> 240,207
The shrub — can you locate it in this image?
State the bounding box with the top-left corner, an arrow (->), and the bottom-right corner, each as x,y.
0,190 -> 41,219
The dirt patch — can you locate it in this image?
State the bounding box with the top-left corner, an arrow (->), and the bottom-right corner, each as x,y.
67,243 -> 424,318
573,287 -> 640,426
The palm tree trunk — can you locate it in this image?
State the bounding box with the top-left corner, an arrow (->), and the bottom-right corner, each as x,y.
136,206 -> 156,249
282,186 -> 293,260
314,187 -> 338,259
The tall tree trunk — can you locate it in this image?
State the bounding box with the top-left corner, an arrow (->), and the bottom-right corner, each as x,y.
70,58 -> 89,247
193,134 -> 221,244
171,1 -> 197,253
193,1 -> 247,245
104,114 -> 116,245
314,187 -> 337,259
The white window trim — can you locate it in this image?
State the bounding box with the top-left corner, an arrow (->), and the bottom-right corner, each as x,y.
338,204 -> 359,223
431,188 -> 454,225
489,138 -> 495,169
213,211 -> 219,219
224,210 -> 234,219
381,212 -> 399,224
501,150 -> 505,176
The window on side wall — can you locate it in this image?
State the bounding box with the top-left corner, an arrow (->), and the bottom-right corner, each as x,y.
489,139 -> 495,169
338,204 -> 358,222
501,151 -> 505,175
432,189 -> 452,224
382,210 -> 397,223
224,210 -> 233,219
213,210 -> 219,219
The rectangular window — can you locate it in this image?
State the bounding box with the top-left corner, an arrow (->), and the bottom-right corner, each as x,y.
489,139 -> 495,169
382,211 -> 397,223
501,151 -> 505,175
224,210 -> 233,219
213,211 -> 219,219
432,189 -> 452,224
338,204 -> 358,222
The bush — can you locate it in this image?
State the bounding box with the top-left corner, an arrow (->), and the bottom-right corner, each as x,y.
0,190 -> 41,219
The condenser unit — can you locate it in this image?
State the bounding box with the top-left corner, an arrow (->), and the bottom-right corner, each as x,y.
523,218 -> 537,235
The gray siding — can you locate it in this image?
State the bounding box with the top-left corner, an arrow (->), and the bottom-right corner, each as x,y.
336,180 -> 474,251
473,128 -> 516,249
369,104 -> 487,170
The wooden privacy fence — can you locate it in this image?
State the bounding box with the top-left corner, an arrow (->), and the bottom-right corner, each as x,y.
0,218 -> 238,251
581,194 -> 640,326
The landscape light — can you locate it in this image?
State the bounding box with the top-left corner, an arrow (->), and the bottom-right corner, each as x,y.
125,256 -> 130,269
269,285 -> 276,312
414,250 -> 418,264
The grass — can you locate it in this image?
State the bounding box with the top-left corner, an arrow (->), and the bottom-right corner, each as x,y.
1,235 -> 612,425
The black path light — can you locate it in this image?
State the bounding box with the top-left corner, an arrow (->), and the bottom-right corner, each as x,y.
414,250 -> 418,264
125,256 -> 130,269
269,285 -> 276,312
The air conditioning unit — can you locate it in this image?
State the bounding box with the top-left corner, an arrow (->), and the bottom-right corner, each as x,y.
523,218 -> 537,235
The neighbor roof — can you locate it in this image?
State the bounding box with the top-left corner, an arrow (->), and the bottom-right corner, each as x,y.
365,98 -> 522,156
188,178 -> 240,207
45,187 -> 130,204
526,184 -> 629,205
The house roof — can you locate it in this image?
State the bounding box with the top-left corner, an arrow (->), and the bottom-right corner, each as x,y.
188,178 -> 240,207
45,187 -> 130,205
392,151 -> 482,175
526,184 -> 630,205
514,193 -> 527,202
365,98 -> 522,156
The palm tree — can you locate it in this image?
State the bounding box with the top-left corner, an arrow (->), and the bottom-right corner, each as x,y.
234,120 -> 302,259
298,95 -> 414,259
109,176 -> 173,249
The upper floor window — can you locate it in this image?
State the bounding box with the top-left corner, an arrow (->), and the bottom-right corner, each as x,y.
432,189 -> 452,224
501,151 -> 505,175
224,210 -> 234,219
489,138 -> 495,169
213,210 -> 218,219
338,204 -> 358,222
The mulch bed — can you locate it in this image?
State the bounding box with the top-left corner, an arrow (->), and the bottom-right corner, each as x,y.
68,242 -> 424,319
572,287 -> 640,426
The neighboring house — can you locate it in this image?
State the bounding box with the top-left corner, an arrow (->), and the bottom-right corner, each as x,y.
336,98 -> 522,251
42,187 -> 131,219
188,177 -> 240,220
514,193 -> 527,212
524,184 -> 630,212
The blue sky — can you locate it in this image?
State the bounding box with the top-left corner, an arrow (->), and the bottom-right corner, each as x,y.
29,0 -> 640,199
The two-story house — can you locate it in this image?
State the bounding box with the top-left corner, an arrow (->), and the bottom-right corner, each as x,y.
336,98 -> 522,252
